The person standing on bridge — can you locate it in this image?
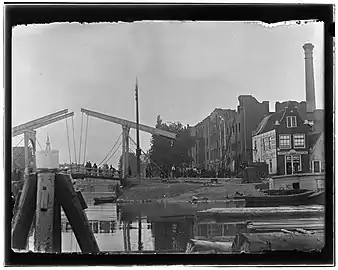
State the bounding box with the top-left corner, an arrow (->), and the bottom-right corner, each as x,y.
103,164 -> 109,176
109,165 -> 114,177
85,161 -> 92,176
171,165 -> 176,179
93,163 -> 98,176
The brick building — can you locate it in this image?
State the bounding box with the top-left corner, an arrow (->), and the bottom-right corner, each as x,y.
189,108 -> 236,170
224,95 -> 270,174
275,101 -> 307,120
252,103 -> 312,175
188,95 -> 270,173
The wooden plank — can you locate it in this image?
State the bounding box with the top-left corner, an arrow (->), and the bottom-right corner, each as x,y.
197,206 -> 324,220
232,232 -> 324,253
55,174 -> 100,253
280,229 -> 295,234
34,171 -> 55,252
186,239 -> 233,253
295,228 -> 315,234
248,223 -> 324,233
11,174 -> 37,250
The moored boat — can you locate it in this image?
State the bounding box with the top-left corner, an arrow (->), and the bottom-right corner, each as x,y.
307,190 -> 325,205
235,189 -> 318,207
261,189 -> 309,196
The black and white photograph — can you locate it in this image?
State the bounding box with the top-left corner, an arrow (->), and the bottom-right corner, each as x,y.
5,4 -> 334,266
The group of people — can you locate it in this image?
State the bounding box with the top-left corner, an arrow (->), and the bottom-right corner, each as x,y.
145,164 -> 233,179
84,161 -> 118,177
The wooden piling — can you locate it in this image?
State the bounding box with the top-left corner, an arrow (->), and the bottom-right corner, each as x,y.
34,170 -> 56,252
52,193 -> 62,253
55,174 -> 100,253
11,173 -> 37,250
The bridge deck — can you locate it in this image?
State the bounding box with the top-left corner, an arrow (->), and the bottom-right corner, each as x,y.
60,165 -> 120,180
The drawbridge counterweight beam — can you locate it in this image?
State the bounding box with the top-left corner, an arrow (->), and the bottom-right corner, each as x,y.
12,109 -> 69,137
81,108 -> 176,140
81,108 -> 177,180
13,112 -> 74,137
12,109 -> 75,179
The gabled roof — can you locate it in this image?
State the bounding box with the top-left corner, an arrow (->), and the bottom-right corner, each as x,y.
308,132 -> 322,149
253,109 -> 284,136
253,103 -> 306,136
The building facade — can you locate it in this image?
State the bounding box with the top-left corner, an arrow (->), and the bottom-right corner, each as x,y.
308,132 -> 325,173
188,95 -> 270,173
224,95 -> 270,174
253,103 -> 311,175
189,108 -> 236,170
252,129 -> 277,174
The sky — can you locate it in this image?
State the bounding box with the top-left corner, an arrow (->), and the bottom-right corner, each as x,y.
12,21 -> 324,167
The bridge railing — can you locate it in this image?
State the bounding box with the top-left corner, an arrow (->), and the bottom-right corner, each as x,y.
59,164 -> 120,179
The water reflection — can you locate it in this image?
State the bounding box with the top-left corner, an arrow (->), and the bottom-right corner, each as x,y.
59,201 -> 250,253
151,218 -> 194,252
26,199 -> 250,253
195,222 -> 248,238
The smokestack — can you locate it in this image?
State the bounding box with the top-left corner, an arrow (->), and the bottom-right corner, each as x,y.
303,43 -> 316,113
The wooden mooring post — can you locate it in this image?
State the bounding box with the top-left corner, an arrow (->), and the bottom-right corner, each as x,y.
34,169 -> 56,252
11,137 -> 99,254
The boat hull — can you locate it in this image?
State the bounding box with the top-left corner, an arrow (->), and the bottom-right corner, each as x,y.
237,190 -> 322,207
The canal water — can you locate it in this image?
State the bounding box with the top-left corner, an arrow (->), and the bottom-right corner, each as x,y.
26,193 -> 249,253
25,193 -> 324,253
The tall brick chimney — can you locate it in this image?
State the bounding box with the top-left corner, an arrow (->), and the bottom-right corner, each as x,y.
303,43 -> 316,113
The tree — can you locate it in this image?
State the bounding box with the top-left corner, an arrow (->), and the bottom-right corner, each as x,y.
149,115 -> 196,174
118,152 -> 145,177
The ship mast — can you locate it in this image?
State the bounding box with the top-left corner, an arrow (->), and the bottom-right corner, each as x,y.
135,78 -> 141,181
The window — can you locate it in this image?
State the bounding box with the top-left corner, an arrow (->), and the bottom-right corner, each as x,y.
262,138 -> 265,151
239,123 -> 241,133
286,116 -> 297,128
254,140 -> 257,150
313,160 -> 320,173
293,134 -> 305,148
279,134 -> 291,149
268,137 -> 272,149
269,159 -> 273,173
264,137 -> 270,150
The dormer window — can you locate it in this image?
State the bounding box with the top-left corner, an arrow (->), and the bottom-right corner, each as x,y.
286,116 -> 297,128
275,120 -> 280,126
